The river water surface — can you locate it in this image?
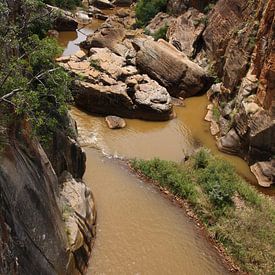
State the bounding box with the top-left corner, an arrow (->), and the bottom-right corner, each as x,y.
58,11 -> 271,274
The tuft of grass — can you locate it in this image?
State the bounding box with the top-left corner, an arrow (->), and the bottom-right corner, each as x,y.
131,149 -> 275,274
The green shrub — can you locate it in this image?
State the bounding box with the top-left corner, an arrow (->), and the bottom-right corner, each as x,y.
197,158 -> 236,209
193,148 -> 210,169
136,0 -> 168,27
42,0 -> 81,10
152,24 -> 169,41
131,158 -> 197,203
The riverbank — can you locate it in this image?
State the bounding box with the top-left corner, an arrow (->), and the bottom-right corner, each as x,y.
84,148 -> 232,274
130,150 -> 275,275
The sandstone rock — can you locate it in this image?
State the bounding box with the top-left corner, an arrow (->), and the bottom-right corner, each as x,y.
72,76 -> 173,121
47,128 -> 86,179
134,38 -> 211,98
210,120 -> 220,136
90,47 -> 125,78
94,13 -> 109,20
250,161 -> 274,187
253,0 -> 275,113
88,6 -> 108,20
59,172 -> 96,257
133,75 -> 172,115
167,0 -> 212,15
203,0 -> 265,90
56,55 -> 71,63
83,26 -> 125,53
171,97 -> 185,106
204,104 -> 213,122
217,128 -> 242,156
248,110 -> 275,163
243,102 -> 260,115
167,8 -> 206,57
105,116 -> 126,129
76,11 -> 92,23
81,12 -> 137,56
219,116 -> 231,136
146,12 -> 174,34
112,0 -> 133,6
47,5 -> 78,31
0,118 -> 70,274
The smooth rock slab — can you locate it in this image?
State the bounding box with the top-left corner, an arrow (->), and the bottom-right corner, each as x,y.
134,38 -> 211,98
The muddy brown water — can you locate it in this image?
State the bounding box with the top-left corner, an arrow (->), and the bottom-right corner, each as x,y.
58,12 -> 273,274
84,149 -> 230,275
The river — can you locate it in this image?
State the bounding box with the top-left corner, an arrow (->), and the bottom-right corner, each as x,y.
58,9 -> 267,274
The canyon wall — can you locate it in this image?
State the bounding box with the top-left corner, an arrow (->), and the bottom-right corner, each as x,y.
166,0 -> 274,186
0,113 -> 96,274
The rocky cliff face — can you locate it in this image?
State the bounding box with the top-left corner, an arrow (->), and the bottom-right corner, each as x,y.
202,0 -> 274,186
0,112 -> 96,274
154,0 -> 274,186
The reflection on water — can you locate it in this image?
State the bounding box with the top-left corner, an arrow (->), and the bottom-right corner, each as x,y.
58,19 -> 103,56
85,149 -> 230,275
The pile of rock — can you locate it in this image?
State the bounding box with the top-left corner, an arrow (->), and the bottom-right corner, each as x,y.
57,8 -> 211,122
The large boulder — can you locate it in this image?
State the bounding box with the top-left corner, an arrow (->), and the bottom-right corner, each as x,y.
250,161 -> 274,187
72,76 -> 173,121
217,128 -> 242,156
58,48 -> 174,121
167,0 -> 212,15
47,5 -> 78,31
145,12 -> 175,34
134,38 -> 211,98
112,0 -> 133,6
89,0 -> 114,9
59,172 -> 96,271
167,8 -> 206,57
81,10 -> 137,57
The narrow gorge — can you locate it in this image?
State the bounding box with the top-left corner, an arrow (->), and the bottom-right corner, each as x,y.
0,0 -> 274,274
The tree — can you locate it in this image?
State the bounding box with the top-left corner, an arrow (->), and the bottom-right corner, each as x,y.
0,0 -> 72,146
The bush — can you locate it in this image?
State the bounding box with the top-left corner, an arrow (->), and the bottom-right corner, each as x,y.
136,0 -> 168,27
152,24 -> 169,41
197,158 -> 236,209
193,148 -> 210,169
42,0 -> 81,10
131,158 -> 197,203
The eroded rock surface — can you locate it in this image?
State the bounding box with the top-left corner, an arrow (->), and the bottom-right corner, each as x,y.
167,8 -> 206,57
0,112 -> 96,274
59,172 -> 96,272
134,38 -> 211,97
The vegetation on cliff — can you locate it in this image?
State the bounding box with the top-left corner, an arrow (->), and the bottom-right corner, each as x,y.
131,150 -> 275,274
0,0 -> 72,146
42,0 -> 81,10
136,0 -> 168,27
